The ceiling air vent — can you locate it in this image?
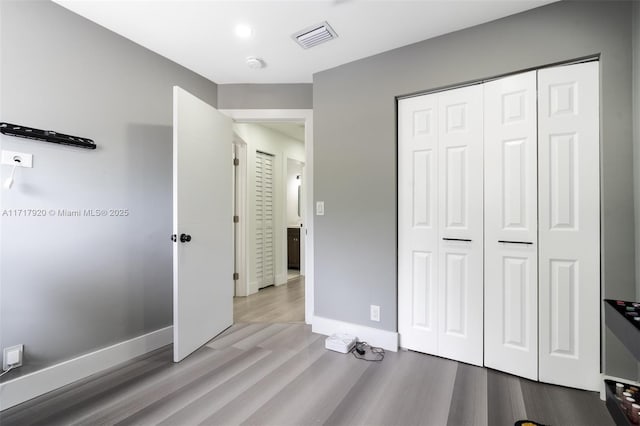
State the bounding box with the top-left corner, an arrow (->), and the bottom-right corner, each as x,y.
292,22 -> 338,49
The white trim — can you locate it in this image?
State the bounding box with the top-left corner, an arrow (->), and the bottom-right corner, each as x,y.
299,161 -> 307,277
0,326 -> 172,411
221,109 -> 314,325
312,316 -> 399,352
233,135 -> 248,297
275,272 -> 288,286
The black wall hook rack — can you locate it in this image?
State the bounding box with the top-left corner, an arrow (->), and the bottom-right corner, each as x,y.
0,122 -> 96,150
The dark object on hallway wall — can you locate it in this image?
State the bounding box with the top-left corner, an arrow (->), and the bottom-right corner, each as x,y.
0,122 -> 96,149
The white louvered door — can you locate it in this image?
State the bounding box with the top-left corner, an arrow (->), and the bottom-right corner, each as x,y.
255,151 -> 275,289
398,93 -> 439,355
484,71 -> 539,380
538,62 -> 600,391
436,84 -> 484,367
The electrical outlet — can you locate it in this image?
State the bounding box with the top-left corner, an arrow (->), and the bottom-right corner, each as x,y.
370,305 -> 380,322
1,151 -> 33,168
3,344 -> 23,370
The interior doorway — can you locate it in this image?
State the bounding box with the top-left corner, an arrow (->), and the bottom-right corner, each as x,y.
286,157 -> 304,281
225,110 -> 313,324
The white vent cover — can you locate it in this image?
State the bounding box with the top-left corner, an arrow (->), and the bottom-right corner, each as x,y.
292,21 -> 338,49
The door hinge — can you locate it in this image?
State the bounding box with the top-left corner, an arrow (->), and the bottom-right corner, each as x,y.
233,272 -> 239,280
233,215 -> 239,223
233,158 -> 239,166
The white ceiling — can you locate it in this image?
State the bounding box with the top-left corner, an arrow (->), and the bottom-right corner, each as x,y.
53,0 -> 557,84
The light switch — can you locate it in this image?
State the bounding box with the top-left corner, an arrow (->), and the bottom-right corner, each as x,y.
316,201 -> 324,216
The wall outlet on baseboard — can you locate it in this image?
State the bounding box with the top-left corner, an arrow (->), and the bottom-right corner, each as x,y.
3,344 -> 23,370
370,305 -> 380,322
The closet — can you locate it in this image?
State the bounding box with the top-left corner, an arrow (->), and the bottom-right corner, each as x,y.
398,61 -> 600,391
398,84 -> 484,366
483,71 -> 539,380
255,150 -> 275,289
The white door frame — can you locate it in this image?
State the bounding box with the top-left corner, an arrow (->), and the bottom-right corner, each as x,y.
233,133 -> 248,297
285,156 -> 306,277
221,109 -> 314,325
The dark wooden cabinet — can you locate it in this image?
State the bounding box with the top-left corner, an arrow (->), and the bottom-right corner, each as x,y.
287,227 -> 300,270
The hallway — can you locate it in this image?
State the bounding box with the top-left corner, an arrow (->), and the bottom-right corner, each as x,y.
233,276 -> 304,323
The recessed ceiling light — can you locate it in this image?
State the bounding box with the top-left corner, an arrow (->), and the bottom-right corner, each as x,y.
246,57 -> 266,69
235,24 -> 253,39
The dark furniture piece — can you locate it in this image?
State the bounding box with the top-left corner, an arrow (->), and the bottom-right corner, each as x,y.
604,299 -> 640,425
287,227 -> 300,270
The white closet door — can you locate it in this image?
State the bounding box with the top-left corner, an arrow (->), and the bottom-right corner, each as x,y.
484,71 -> 538,380
437,84 -> 484,366
256,151 -> 275,288
538,62 -> 600,391
398,93 -> 439,354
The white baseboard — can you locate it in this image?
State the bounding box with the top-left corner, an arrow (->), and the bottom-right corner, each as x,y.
275,273 -> 287,286
0,326 -> 172,411
312,316 -> 398,352
600,374 -> 640,401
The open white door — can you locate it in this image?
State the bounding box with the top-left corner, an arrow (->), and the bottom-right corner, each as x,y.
173,86 -> 233,362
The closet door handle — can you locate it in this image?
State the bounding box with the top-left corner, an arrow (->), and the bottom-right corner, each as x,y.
498,240 -> 533,245
442,238 -> 472,242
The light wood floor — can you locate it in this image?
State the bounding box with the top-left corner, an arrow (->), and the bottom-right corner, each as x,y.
234,276 -> 304,323
0,322 -> 614,426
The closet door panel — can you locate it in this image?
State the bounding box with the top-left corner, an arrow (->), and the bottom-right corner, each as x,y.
398,94 -> 439,354
437,84 -> 483,366
538,62 -> 600,391
256,151 -> 275,288
484,71 -> 538,380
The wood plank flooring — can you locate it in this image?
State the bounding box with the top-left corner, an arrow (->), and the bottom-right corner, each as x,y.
0,322 -> 614,426
233,276 -> 304,323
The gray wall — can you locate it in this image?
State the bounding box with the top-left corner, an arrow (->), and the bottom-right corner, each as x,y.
634,0 -> 640,381
634,1 -> 640,301
313,0 -> 637,379
0,0 -> 218,376
218,84 -> 312,110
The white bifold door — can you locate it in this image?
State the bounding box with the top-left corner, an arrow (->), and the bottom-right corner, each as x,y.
255,151 -> 275,289
484,71 -> 539,380
398,93 -> 439,355
537,62 -> 600,391
437,86 -> 484,366
399,61 -> 600,390
398,84 -> 484,367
